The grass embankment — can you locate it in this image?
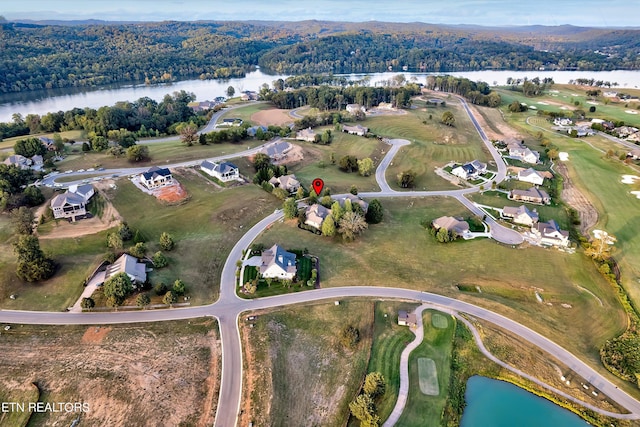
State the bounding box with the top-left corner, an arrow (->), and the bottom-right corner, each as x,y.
397,310 -> 456,426
256,196 -> 626,381
364,99 -> 491,191
241,300 -> 374,427
0,383 -> 39,427
0,319 -> 218,426
108,171 -> 280,304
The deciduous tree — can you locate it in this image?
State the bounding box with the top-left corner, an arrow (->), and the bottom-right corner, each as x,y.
103,272 -> 133,306
339,211 -> 368,241
365,199 -> 383,224
357,157 -> 374,176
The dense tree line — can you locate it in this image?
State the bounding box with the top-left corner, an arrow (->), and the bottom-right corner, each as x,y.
2,20 -> 638,95
1,91 -> 200,142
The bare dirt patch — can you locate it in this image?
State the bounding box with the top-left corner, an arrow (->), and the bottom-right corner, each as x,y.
251,109 -> 293,126
154,181 -> 189,204
555,162 -> 599,235
0,320 -> 219,427
275,143 -> 304,165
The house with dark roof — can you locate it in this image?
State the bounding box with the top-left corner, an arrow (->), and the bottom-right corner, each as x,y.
201,160 -> 240,182
398,310 -> 417,327
260,244 -> 297,280
260,140 -> 292,161
451,163 -> 478,180
432,216 -> 470,236
305,204 -> 331,229
531,219 -> 570,247
509,187 -> 550,205
502,205 -> 539,226
140,166 -> 173,189
103,253 -> 147,286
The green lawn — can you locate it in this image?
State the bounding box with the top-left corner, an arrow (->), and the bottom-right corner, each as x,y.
219,103 -> 274,125
287,129 -> 387,193
397,310 -> 456,426
364,102 -> 492,191
256,196 -> 626,374
108,171 -> 280,304
243,300 -> 374,427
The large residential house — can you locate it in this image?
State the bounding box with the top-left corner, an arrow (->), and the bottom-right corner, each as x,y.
269,174 -> 300,193
509,187 -> 551,205
502,205 -> 539,226
305,204 -> 331,229
140,166 -> 173,189
103,253 -> 147,286
451,160 -> 486,180
346,104 -> 366,115
333,194 -> 369,212
531,219 -> 570,247
517,168 -> 545,185
342,124 -> 368,136
3,155 -> 30,170
50,184 -> 95,221
296,127 -> 317,142
260,140 -> 292,162
260,244 -> 297,280
432,216 -> 470,235
200,160 -> 240,182
509,145 -> 540,164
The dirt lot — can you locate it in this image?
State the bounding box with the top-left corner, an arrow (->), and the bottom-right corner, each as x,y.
250,108 -> 293,126
154,181 -> 189,204
0,319 -> 220,427
555,162 -> 598,235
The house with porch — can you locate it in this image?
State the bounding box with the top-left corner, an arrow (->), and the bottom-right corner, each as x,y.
140,166 -> 173,189
259,244 -> 297,280
531,219 -> 570,247
509,187 -> 551,205
50,184 -> 95,221
200,160 -> 240,182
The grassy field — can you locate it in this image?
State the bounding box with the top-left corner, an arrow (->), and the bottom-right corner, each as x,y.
397,310 -> 456,426
106,170 -> 280,303
241,300 -> 374,427
255,196 -> 627,377
364,101 -> 492,191
0,130 -> 85,150
219,102 -> 273,124
55,139 -> 256,172
287,129 -> 387,193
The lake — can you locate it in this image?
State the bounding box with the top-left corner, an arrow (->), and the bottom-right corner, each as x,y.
461,376 -> 591,427
2,69 -> 640,122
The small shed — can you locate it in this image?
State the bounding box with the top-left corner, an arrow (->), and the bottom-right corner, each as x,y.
398,310 -> 417,327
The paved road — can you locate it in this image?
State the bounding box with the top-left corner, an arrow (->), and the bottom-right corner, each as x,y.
5,95 -> 635,425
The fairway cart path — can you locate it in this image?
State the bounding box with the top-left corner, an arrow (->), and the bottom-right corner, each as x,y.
383,304 -> 429,427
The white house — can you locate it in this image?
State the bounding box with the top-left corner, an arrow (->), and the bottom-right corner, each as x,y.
50,184 -> 95,221
200,160 -> 240,182
346,103 -> 366,115
509,146 -> 540,164
451,164 -> 478,180
103,253 -> 147,286
296,127 -> 316,142
140,166 -> 173,189
532,219 -> 570,247
260,244 -> 297,280
518,168 -> 545,185
502,205 -> 539,226
342,124 -> 368,136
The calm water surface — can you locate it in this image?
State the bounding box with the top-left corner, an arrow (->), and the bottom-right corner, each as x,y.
2,69 -> 640,122
461,376 -> 590,427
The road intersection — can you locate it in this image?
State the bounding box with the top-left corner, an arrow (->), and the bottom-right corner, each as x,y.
6,97 -> 637,425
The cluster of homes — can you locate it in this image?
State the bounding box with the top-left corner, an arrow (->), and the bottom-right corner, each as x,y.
3,154 -> 44,171
502,204 -> 569,247
187,97 -> 227,112
295,124 -> 369,143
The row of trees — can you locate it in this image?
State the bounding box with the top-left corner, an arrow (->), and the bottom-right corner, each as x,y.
349,372 -> 387,427
11,207 -> 56,282
0,164 -> 43,211
424,75 -> 501,107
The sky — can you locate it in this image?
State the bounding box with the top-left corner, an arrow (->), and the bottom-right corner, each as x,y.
1,0 -> 639,27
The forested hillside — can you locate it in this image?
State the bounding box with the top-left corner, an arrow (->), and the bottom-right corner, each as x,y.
1,19 -> 639,95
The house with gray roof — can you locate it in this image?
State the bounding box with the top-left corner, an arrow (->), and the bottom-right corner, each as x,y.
509,145 -> 540,164
50,192 -> 87,221
269,174 -> 300,193
531,219 -> 569,247
432,216 -> 470,236
140,166 -> 173,189
518,168 -> 545,185
68,184 -> 95,201
103,253 -> 147,286
333,194 -> 369,212
305,204 -> 331,229
509,187 -> 550,205
296,127 -> 317,142
342,124 -> 368,136
502,205 -> 539,226
3,155 -> 30,170
201,160 -> 240,182
260,244 -> 297,280
260,140 -> 292,161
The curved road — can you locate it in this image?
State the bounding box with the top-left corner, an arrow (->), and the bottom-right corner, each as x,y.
5,96 -> 631,425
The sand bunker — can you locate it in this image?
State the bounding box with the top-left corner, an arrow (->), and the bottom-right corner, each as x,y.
625,110 -> 639,115
560,106 -> 569,110
559,152 -> 569,161
631,191 -> 640,199
587,101 -> 599,105
621,175 -> 640,184
537,101 -> 549,105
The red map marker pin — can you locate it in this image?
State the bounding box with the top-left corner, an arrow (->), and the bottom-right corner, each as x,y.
312,178 -> 324,195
